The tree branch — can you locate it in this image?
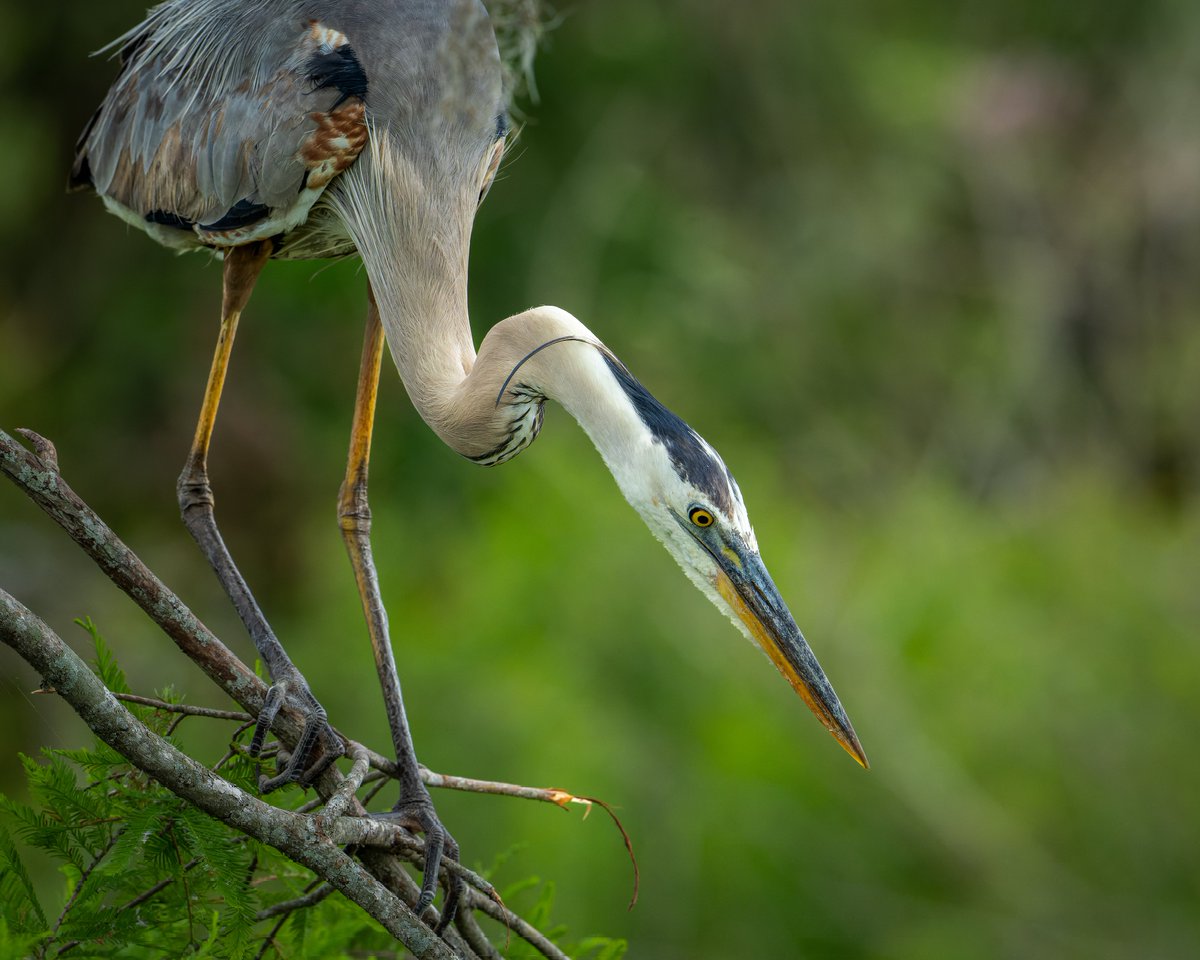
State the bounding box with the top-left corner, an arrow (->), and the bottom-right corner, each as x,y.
0,589 -> 458,960
112,694 -> 253,722
0,428 -> 312,760
0,427 -> 615,958
254,883 -> 334,922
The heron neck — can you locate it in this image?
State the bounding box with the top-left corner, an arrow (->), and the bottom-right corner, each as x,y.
332,142 -> 643,470
376,261 -> 646,481
411,300 -> 647,476
329,134 -> 480,443
359,218 -> 478,442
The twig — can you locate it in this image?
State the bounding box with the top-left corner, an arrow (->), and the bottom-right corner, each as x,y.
255,883 -> 335,921
172,826 -> 198,949
421,771 -> 639,908
51,831 -> 119,939
360,771 -> 393,808
117,858 -> 201,911
113,693 -> 253,722
456,908 -> 504,960
254,911 -> 291,960
0,429 -> 577,959
421,769 -> 590,806
56,857 -> 203,958
320,742 -> 371,821
0,590 -> 456,960
14,428 -> 57,472
470,892 -> 571,960
214,720 -> 262,773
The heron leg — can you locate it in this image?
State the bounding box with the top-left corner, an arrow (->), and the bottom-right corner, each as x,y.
177,240 -> 342,792
338,291 -> 462,929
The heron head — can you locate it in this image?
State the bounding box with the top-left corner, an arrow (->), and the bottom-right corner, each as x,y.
595,351 -> 868,768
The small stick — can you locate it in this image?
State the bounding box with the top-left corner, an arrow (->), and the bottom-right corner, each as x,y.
255,884 -> 334,922
114,693 -> 253,722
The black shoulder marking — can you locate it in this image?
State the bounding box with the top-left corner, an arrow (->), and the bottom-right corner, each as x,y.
69,153 -> 93,192
146,209 -> 194,230
200,198 -> 270,231
600,352 -> 734,514
496,113 -> 509,139
305,45 -> 368,108
69,107 -> 102,191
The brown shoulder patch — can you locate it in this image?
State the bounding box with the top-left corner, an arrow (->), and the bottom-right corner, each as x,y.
300,100 -> 368,190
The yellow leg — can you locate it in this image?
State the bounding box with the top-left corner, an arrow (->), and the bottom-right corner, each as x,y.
178,241 -> 340,790
338,290 -> 460,926
184,242 -> 271,478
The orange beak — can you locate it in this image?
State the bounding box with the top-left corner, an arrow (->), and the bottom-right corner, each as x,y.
714,556 -> 868,769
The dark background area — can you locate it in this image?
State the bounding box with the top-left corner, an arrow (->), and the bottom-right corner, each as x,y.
2,1 -> 1198,957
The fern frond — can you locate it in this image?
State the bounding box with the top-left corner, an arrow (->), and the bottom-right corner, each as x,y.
0,821 -> 48,933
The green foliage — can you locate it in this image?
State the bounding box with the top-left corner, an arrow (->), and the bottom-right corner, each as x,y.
4,1 -> 1200,958
0,624 -> 619,958
0,625 -> 259,956
77,618 -> 128,697
488,0 -> 551,105
0,917 -> 45,960
0,820 -> 46,935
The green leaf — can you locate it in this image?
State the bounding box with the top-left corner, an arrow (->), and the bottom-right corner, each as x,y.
76,617 -> 130,695
177,807 -> 256,957
0,916 -> 47,959
576,936 -> 630,960
0,821 -> 48,932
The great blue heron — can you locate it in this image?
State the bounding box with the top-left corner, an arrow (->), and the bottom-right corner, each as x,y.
72,0 -> 867,926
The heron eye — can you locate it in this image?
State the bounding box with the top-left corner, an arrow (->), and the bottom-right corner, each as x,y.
689,507 -> 715,528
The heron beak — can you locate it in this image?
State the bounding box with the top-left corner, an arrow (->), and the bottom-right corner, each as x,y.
713,548 -> 869,769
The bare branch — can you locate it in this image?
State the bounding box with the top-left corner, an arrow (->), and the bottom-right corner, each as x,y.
113,693 -> 253,722
0,429 -> 313,760
0,589 -> 456,960
420,771 -> 639,908
0,427 -> 583,959
470,893 -> 572,960
255,884 -> 334,922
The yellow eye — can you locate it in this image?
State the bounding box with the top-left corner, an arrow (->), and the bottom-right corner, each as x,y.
689,507 -> 715,528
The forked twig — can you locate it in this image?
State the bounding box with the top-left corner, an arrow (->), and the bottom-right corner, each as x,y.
420,771 -> 639,908
113,693 -> 253,722
0,427 -> 614,958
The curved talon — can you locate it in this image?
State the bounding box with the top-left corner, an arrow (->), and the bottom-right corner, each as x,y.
249,683 -> 286,760
416,822 -> 443,917
250,681 -> 344,793
436,854 -> 465,934
375,796 -> 461,929
295,721 -> 344,786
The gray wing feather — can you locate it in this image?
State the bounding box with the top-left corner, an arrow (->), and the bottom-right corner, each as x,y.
76,0 -> 346,227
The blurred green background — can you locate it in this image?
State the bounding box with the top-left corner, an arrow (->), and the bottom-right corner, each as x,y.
2,0 -> 1199,957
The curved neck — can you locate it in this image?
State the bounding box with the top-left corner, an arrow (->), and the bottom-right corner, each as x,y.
331,132 -> 645,472
379,287 -> 645,473
331,136 -> 478,424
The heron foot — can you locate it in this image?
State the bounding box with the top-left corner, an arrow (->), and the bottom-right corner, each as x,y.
373,794 -> 463,931
249,673 -> 344,792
